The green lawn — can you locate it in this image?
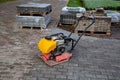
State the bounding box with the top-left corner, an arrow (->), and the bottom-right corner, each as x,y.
0,0 -> 15,3
67,0 -> 83,7
67,0 -> 120,10
84,0 -> 120,10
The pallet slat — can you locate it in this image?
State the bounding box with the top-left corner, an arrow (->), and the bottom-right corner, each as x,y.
76,16 -> 111,35
75,30 -> 111,36
19,26 -> 45,30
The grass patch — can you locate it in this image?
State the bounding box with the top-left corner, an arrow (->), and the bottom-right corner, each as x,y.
67,0 -> 120,10
67,0 -> 83,7
84,0 -> 120,10
0,0 -> 15,3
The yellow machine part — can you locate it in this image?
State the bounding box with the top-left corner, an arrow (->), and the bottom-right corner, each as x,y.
38,38 -> 57,54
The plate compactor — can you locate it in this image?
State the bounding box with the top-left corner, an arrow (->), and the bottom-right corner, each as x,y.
38,9 -> 95,66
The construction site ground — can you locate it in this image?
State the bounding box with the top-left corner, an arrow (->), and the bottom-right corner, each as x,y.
0,0 -> 120,80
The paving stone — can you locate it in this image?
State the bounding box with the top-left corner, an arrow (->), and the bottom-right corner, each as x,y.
24,77 -> 37,80
78,77 -> 91,80
65,72 -> 73,76
85,74 -> 96,78
89,78 -> 106,80
67,75 -> 79,80
37,78 -> 49,80
96,75 -> 108,79
56,75 -> 67,79
57,68 -> 68,72
44,74 -> 55,78
0,0 -> 120,80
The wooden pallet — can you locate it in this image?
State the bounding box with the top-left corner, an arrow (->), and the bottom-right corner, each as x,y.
17,10 -> 51,16
58,23 -> 75,26
75,30 -> 111,36
19,26 -> 45,30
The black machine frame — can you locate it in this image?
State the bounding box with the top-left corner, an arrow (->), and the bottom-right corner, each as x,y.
44,15 -> 95,60
68,15 -> 95,52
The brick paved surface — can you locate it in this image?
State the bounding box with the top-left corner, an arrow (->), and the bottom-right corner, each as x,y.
0,0 -> 120,80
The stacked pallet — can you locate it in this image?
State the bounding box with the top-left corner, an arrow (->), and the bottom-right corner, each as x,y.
75,16 -> 111,35
59,7 -> 86,25
60,11 -> 76,25
85,8 -> 107,17
75,8 -> 111,36
16,3 -> 52,29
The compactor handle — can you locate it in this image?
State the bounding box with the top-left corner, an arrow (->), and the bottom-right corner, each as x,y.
68,15 -> 96,52
68,15 -> 95,37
